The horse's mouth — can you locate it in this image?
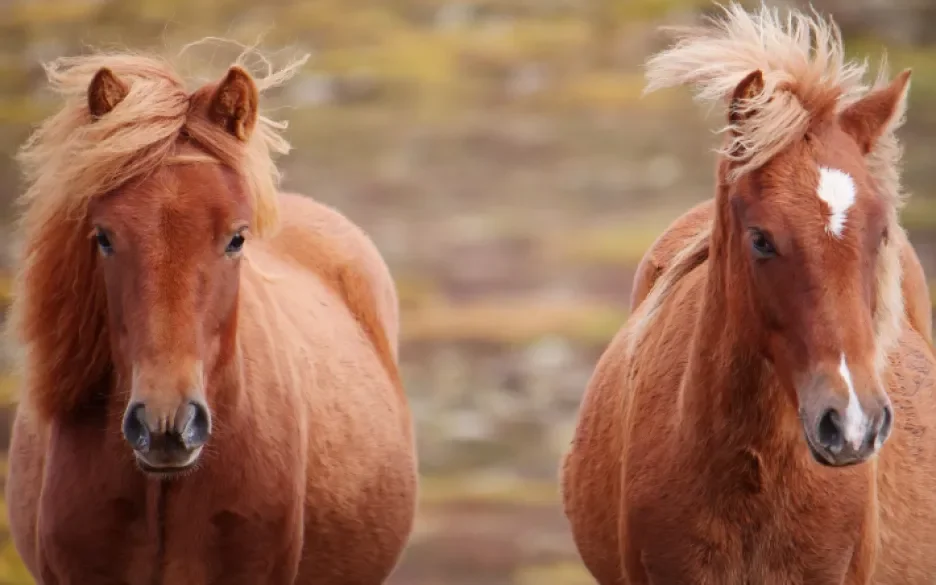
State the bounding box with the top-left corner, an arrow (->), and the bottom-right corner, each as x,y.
804,436 -> 838,467
802,429 -> 866,468
134,448 -> 202,478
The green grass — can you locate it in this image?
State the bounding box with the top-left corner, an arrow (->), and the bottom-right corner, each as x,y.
549,206 -> 689,267
901,198 -> 936,231
400,299 -> 629,345
926,279 -> 936,310
514,561 -> 594,585
844,39 -> 936,101
0,376 -> 18,408
5,0 -> 100,26
0,539 -> 32,585
612,0 -> 718,22
419,473 -> 560,506
552,221 -> 664,267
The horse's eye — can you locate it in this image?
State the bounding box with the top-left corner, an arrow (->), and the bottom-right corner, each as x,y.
749,228 -> 777,259
95,230 -> 114,256
225,232 -> 246,255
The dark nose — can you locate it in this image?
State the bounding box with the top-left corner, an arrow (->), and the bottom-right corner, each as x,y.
874,403 -> 894,447
122,400 -> 211,453
815,403 -> 893,463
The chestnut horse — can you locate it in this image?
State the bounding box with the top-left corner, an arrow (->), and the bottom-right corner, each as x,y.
562,4 -> 936,584
5,48 -> 417,584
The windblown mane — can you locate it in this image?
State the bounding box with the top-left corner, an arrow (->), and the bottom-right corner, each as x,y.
628,3 -> 908,365
9,41 -> 307,421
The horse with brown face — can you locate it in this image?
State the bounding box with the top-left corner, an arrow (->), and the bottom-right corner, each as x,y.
6,48 -> 416,584
629,198 -> 934,346
561,4 -> 936,584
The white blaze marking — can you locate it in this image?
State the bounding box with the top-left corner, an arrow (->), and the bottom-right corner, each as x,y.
839,354 -> 868,449
817,167 -> 856,238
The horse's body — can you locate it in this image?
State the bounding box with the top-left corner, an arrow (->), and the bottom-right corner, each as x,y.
8,191 -> 416,584
563,230 -> 936,584
5,50 -> 416,584
562,5 -> 936,584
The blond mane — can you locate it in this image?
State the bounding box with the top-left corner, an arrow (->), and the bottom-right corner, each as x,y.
645,2 -> 872,182
628,3 -> 909,366
17,42 -> 307,236
9,41 -> 308,420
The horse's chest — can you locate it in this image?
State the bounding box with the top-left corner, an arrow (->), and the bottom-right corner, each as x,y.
37,431 -> 158,584
40,489 -> 300,585
623,455 -> 868,585
628,499 -> 859,584
37,428 -> 303,585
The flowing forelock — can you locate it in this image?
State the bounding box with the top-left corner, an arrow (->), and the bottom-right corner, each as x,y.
630,2 -> 909,368
16,42 -> 307,237
644,2 -> 870,182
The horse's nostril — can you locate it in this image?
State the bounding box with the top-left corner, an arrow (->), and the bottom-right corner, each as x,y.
874,404 -> 894,447
177,400 -> 211,450
122,402 -> 150,453
817,408 -> 844,454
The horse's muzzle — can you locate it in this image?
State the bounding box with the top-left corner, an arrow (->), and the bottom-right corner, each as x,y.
122,400 -> 211,473
801,403 -> 892,467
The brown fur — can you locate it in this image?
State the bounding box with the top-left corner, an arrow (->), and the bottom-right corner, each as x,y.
6,45 -> 416,584
629,198 -> 933,343
562,4 -> 936,584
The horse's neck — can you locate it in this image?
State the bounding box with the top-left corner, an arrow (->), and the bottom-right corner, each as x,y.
676,235 -> 799,455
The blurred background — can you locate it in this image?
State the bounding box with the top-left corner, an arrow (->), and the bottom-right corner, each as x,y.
1,0 -> 935,583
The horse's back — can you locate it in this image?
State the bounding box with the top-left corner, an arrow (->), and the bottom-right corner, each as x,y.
895,231 -> 933,343
267,192 -> 400,359
629,199 -> 712,313
629,199 -> 933,343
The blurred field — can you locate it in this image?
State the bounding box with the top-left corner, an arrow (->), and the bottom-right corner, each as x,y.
2,0 -> 936,583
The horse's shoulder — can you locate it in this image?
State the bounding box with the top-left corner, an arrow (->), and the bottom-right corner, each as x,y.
269,192 -> 401,364
889,325 -> 936,400
630,199 -> 714,312
274,192 -> 390,275
596,251 -> 706,405
895,229 -> 933,344
274,194 -> 396,305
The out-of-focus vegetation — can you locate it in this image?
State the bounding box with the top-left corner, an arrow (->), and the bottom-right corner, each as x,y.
1,1 -> 936,583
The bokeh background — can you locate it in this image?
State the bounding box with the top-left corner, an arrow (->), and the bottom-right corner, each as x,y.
0,0 -> 935,583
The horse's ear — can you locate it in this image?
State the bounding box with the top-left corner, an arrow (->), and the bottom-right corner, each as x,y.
88,67 -> 129,119
839,69 -> 911,155
728,70 -> 765,159
208,66 -> 259,142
